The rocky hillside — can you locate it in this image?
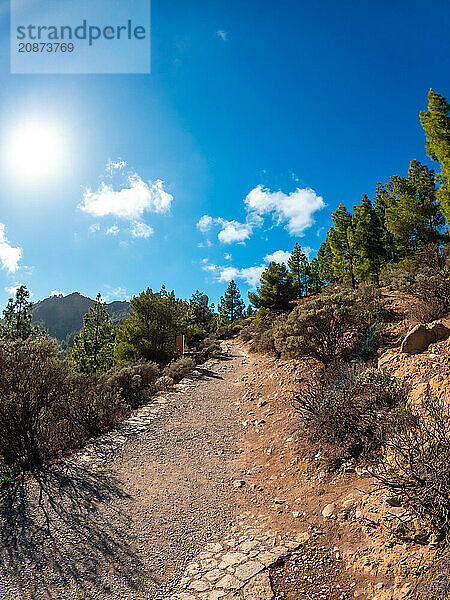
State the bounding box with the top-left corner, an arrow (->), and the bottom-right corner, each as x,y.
234,291 -> 450,599
32,292 -> 130,341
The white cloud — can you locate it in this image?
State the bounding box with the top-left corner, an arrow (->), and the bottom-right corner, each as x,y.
51,290 -> 66,297
237,265 -> 266,287
197,215 -> 214,233
106,225 -> 120,236
197,182 -> 323,248
217,264 -> 265,287
202,261 -> 220,273
217,30 -> 227,41
80,175 -> 172,220
202,244 -> 317,291
245,185 -> 324,235
89,223 -> 100,233
264,247 -> 315,264
103,285 -> 131,301
217,219 -> 252,244
107,159 -> 127,173
130,221 -> 154,239
202,259 -> 265,288
264,250 -> 292,264
197,215 -> 256,245
0,223 -> 22,273
218,266 -> 239,282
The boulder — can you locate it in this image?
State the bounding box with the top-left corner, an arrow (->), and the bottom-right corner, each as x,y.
321,503 -> 336,518
400,321 -> 450,354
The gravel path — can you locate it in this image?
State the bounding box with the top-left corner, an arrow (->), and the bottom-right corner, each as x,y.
0,344 -> 247,600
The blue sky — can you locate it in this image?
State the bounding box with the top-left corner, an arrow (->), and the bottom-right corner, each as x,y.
0,0 -> 449,308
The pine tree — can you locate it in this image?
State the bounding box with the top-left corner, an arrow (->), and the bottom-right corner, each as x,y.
308,257 -> 322,295
71,293 -> 115,373
288,243 -> 310,297
374,182 -> 398,262
115,287 -> 186,364
188,290 -> 214,330
420,89 -> 450,223
0,285 -> 37,341
317,235 -> 334,283
351,194 -> 386,285
385,159 -> 445,255
246,304 -> 255,317
248,262 -> 297,311
218,280 -> 245,322
329,205 -> 356,288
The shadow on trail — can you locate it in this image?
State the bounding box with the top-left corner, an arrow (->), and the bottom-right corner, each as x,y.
0,461 -> 153,598
189,367 -> 224,381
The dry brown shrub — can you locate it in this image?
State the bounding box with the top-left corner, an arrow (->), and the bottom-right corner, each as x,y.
376,387 -> 450,537
293,365 -> 406,470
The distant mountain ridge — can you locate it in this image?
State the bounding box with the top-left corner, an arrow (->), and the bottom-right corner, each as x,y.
32,292 -> 130,342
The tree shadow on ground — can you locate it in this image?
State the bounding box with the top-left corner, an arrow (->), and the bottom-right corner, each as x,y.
0,460 -> 153,599
189,367 -> 224,381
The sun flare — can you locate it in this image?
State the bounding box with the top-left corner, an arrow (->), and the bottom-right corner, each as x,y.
3,120 -> 66,183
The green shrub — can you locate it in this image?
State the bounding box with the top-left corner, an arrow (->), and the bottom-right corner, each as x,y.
0,336 -> 147,472
216,322 -> 241,339
163,356 -> 196,382
155,375 -> 174,390
0,459 -> 13,486
240,312 -> 284,355
274,288 -> 380,366
194,339 -> 221,364
106,360 -> 160,408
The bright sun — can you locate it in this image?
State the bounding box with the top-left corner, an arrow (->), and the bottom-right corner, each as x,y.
3,120 -> 66,183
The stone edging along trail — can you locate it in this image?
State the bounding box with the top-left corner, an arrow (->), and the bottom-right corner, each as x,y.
64,344 -> 302,600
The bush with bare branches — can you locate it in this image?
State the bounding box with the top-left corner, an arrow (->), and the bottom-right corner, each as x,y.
384,244 -> 450,322
0,336 -> 70,469
376,388 -> 450,537
294,365 -> 406,469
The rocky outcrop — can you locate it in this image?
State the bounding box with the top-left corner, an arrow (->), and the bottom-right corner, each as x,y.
400,320 -> 450,354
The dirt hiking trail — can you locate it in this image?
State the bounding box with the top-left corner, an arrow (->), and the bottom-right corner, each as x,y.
0,343 -> 248,600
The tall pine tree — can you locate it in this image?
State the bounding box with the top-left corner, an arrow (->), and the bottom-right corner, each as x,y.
329,205 -> 357,288
385,159 -> 445,255
288,243 -> 310,297
72,294 -> 115,373
374,182 -> 398,262
248,262 -> 297,311
420,89 -> 450,223
307,257 -> 322,295
351,194 -> 386,285
317,235 -> 335,284
218,280 -> 245,322
0,285 -> 37,341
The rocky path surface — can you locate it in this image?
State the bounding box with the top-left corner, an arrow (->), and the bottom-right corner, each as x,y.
0,344 -> 249,600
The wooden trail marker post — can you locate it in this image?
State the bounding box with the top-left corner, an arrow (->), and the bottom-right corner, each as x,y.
176,335 -> 185,355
